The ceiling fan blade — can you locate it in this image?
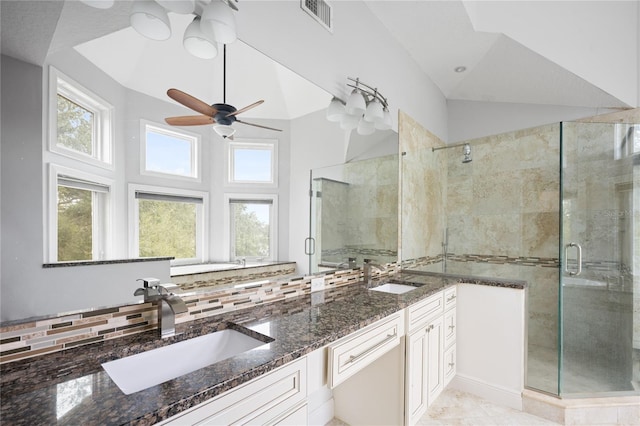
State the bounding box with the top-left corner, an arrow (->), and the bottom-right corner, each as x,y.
165,115 -> 215,126
225,100 -> 265,117
235,119 -> 283,132
167,88 -> 217,117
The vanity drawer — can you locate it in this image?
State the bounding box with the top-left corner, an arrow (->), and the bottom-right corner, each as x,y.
327,313 -> 403,388
444,286 -> 457,311
159,358 -> 306,425
407,291 -> 444,331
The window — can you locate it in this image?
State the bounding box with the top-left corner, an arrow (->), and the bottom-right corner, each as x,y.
227,139 -> 277,186
141,121 -> 200,180
130,186 -> 208,264
226,194 -> 278,261
49,166 -> 112,262
49,67 -> 112,166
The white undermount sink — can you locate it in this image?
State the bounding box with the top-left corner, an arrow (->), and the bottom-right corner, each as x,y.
102,329 -> 269,394
370,283 -> 417,295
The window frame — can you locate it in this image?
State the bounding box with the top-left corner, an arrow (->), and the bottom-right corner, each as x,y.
48,67 -> 113,168
140,120 -> 201,182
224,193 -> 278,262
48,164 -> 114,263
225,139 -> 278,187
128,184 -> 208,265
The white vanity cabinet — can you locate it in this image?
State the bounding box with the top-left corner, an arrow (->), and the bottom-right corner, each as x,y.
158,357 -> 307,425
405,286 -> 457,426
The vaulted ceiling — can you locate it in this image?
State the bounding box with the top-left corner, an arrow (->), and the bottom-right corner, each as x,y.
1,0 -> 636,121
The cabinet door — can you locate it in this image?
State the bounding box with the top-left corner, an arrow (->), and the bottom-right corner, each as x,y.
405,329 -> 428,424
405,327 -> 428,425
426,316 -> 444,403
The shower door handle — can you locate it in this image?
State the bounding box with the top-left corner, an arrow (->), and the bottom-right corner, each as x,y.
564,242 -> 582,276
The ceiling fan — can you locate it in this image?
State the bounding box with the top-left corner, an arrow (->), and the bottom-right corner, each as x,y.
164,45 -> 282,138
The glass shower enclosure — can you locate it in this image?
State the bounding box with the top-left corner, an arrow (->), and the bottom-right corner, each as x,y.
555,120 -> 639,397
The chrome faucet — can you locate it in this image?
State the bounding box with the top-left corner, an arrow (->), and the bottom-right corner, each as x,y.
236,257 -> 246,267
363,259 -> 387,284
157,286 -> 188,338
134,279 -> 188,338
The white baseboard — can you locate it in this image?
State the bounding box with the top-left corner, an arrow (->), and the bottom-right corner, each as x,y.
308,398 -> 334,426
449,374 -> 523,411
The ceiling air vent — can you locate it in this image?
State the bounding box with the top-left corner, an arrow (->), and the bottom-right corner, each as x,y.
301,0 -> 333,33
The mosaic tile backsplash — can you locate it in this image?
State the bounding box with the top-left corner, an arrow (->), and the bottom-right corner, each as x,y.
0,265 -> 394,364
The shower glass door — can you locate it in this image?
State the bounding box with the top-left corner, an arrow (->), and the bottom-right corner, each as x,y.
559,120 -> 639,396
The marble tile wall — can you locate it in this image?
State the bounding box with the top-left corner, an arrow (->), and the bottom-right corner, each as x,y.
399,110 -> 447,262
444,123 -> 561,360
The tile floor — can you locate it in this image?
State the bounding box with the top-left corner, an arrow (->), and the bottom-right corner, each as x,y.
327,388 -> 560,425
418,388 -> 560,425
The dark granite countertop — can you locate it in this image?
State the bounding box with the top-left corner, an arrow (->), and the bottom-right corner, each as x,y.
0,274 -> 524,425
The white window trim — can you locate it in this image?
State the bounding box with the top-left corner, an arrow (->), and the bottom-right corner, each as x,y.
223,193 -> 278,262
225,138 -> 278,187
48,66 -> 114,169
128,184 -> 209,265
47,164 -> 114,262
140,120 -> 201,182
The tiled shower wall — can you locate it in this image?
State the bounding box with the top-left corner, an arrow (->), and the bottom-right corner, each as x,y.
444,123 -> 561,355
316,155 -> 399,266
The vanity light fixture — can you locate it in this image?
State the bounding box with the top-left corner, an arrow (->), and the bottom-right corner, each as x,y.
327,77 -> 391,135
81,0 -> 238,59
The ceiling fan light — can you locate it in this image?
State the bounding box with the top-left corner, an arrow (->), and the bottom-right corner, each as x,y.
201,0 -> 237,44
213,124 -> 236,139
327,97 -> 345,122
375,108 -> 393,130
156,0 -> 195,14
363,98 -> 384,123
183,17 -> 218,59
130,0 -> 171,41
80,0 -> 115,9
357,117 -> 376,135
345,89 -> 366,116
339,113 -> 360,131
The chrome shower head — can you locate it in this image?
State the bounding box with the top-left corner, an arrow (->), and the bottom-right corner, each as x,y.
462,143 -> 472,163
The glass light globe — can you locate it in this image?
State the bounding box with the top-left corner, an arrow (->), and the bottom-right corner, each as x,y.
183,17 -> 218,59
326,97 -> 345,122
130,0 -> 171,41
364,98 -> 384,123
201,0 -> 237,44
357,117 -> 376,135
375,108 -> 393,130
345,89 -> 366,116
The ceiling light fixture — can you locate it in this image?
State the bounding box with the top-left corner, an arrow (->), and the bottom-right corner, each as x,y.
327,77 -> 391,135
86,0 -> 239,59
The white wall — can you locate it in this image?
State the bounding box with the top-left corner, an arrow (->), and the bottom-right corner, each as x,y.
447,100 -> 617,143
465,0 -> 639,108
237,1 -> 449,142
452,284 -> 526,410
